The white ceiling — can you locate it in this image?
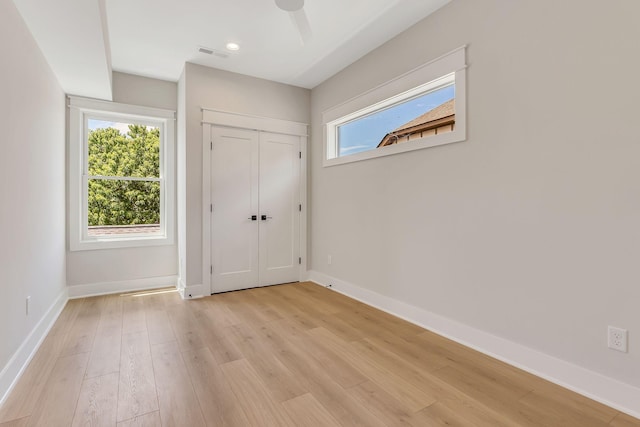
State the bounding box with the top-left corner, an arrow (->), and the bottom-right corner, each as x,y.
12,0 -> 113,100
13,0 -> 450,96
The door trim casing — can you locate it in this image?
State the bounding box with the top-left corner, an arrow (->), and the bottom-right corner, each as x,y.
202,109 -> 309,295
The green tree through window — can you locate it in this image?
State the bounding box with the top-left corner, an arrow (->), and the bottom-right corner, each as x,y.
87,124 -> 160,226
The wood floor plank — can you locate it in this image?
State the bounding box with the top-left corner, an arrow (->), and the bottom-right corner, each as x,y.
220,358 -> 295,427
202,298 -> 243,329
48,298 -> 83,337
346,380 -> 420,427
302,305 -> 365,342
350,338 -> 449,396
265,318 -> 367,389
27,352 -> 89,427
158,289 -> 183,307
145,306 -> 176,346
139,292 -> 167,310
166,304 -> 205,352
413,329 -> 521,375
121,296 -> 147,334
60,297 -> 102,357
361,337 -> 532,412
117,331 -> 159,422
225,322 -> 307,402
611,413 -> 640,427
266,284 -> 322,316
517,388 -> 618,427
413,401 -> 482,427
285,283 -> 343,315
359,351 -> 517,427
0,417 -> 29,427
182,346 -> 251,427
217,291 -> 279,326
86,296 -> 123,378
242,288 -> 285,322
431,363 -> 585,427
333,307 -> 415,343
282,393 -> 342,427
150,341 -> 205,426
363,335 -> 449,375
72,372 -> 119,427
192,308 -> 244,364
307,327 -> 437,412
250,286 -> 309,320
255,322 -> 388,427
0,333 -> 65,422
116,411 -> 162,426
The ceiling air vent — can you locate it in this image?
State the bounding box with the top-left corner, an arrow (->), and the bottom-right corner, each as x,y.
198,46 -> 229,59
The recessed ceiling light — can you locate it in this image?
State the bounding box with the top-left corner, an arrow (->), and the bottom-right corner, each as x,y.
226,42 -> 240,52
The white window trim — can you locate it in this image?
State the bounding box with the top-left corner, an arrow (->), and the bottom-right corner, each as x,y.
322,46 -> 467,167
69,96 -> 175,251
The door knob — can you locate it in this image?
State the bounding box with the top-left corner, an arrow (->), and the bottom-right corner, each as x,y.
248,215 -> 257,221
261,215 -> 273,220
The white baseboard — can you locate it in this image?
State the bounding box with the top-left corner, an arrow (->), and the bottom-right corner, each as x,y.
307,270 -> 640,419
0,287 -> 68,407
68,275 -> 178,299
177,278 -> 205,300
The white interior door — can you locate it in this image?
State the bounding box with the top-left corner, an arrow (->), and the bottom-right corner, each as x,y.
210,127 -> 259,292
259,132 -> 300,286
210,127 -> 300,293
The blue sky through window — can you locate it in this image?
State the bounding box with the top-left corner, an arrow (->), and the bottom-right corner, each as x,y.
338,84 -> 455,156
88,119 -> 157,135
88,119 -> 133,134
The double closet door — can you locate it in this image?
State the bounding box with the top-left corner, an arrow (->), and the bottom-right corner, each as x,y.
210,126 -> 301,293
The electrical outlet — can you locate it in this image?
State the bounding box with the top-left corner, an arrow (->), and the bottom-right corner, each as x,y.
327,255 -> 332,265
26,296 -> 31,316
608,326 -> 628,352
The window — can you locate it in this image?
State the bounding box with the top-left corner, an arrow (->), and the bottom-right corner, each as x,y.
69,97 -> 175,250
323,46 -> 466,166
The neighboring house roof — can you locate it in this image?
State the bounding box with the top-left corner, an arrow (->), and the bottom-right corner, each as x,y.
88,224 -> 161,236
377,99 -> 455,147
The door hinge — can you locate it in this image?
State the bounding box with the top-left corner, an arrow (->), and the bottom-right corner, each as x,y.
210,265 -> 213,274
210,204 -> 213,213
298,257 -> 302,265
299,151 -> 302,159
210,141 -> 213,150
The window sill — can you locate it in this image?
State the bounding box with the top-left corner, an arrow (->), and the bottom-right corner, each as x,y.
69,234 -> 174,251
323,129 -> 465,167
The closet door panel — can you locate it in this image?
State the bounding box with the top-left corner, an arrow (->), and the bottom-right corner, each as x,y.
259,132 -> 300,286
210,127 -> 259,292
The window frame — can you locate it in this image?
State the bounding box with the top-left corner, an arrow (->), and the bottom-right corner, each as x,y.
323,46 -> 467,167
69,97 -> 175,251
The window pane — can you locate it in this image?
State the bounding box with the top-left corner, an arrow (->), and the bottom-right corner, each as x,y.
88,179 -> 160,236
87,119 -> 160,178
337,84 -> 455,157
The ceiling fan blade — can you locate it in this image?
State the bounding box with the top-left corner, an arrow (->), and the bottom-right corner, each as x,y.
290,9 -> 312,45
275,0 -> 304,12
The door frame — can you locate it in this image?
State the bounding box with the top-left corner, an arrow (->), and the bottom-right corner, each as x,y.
202,109 -> 308,295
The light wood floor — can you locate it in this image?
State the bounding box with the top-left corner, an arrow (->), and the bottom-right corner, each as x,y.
0,282 -> 637,427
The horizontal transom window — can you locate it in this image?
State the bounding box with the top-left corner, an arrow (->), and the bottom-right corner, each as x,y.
323,46 -> 466,166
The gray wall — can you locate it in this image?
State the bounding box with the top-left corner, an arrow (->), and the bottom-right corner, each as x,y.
180,63 -> 310,287
310,0 -> 640,388
0,0 -> 66,370
66,72 -> 178,287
